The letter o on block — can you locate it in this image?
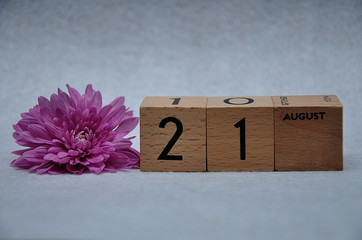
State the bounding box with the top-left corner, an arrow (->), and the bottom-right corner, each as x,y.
140,97 -> 207,172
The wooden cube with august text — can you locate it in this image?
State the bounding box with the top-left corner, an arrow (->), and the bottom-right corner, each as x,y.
272,95 -> 343,171
140,96 -> 207,172
207,96 -> 274,171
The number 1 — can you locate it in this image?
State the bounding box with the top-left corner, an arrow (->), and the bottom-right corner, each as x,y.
170,98 -> 181,105
234,118 -> 246,160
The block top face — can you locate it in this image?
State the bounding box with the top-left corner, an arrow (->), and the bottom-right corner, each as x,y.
140,96 -> 207,108
272,95 -> 342,108
207,96 -> 273,108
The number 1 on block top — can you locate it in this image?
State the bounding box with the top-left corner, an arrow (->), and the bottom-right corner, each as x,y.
140,96 -> 207,172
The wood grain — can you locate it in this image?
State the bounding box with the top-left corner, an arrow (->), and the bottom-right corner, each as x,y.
140,96 -> 207,172
272,95 -> 343,171
207,96 -> 274,171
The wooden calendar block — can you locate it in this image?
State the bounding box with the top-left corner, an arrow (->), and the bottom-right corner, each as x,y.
140,96 -> 207,171
272,95 -> 343,171
207,96 -> 274,171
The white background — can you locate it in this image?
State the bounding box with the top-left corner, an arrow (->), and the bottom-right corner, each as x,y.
0,1 -> 361,239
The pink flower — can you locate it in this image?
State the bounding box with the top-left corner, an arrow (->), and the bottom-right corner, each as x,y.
11,84 -> 139,174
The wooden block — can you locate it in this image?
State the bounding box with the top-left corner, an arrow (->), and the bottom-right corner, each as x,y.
207,96 -> 274,171
140,96 -> 207,171
272,95 -> 343,171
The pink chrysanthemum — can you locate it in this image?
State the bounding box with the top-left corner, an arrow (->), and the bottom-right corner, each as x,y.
11,84 -> 139,174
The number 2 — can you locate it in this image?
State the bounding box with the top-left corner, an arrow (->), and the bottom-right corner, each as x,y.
234,118 -> 246,160
158,117 -> 183,160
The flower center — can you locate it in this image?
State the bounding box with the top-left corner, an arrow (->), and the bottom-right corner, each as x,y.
75,130 -> 88,143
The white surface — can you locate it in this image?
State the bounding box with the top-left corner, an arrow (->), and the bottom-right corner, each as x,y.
0,1 -> 362,239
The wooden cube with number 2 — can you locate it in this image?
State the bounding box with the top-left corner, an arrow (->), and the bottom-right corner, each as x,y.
140,96 -> 207,171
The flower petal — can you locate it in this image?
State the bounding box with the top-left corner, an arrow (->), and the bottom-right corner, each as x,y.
112,139 -> 133,150
15,131 -> 53,147
66,84 -> 82,106
85,84 -> 95,97
22,148 -> 46,163
10,157 -> 33,169
38,96 -> 51,111
68,150 -> 80,157
28,124 -> 51,140
44,153 -> 69,163
102,106 -> 126,129
115,117 -> 139,133
109,96 -> 125,108
107,152 -> 130,169
38,97 -> 54,123
12,149 -> 30,156
48,146 -> 66,154
87,154 -> 104,163
92,91 -> 102,111
98,105 -> 112,119
103,162 -> 117,172
57,151 -> 68,158
89,147 -> 104,155
66,163 -> 85,174
50,94 -> 66,114
36,163 -> 55,174
124,148 -> 140,168
43,122 -> 60,136
88,162 -> 105,174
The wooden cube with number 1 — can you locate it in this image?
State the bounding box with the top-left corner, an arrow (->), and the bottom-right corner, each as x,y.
207,96 -> 274,171
140,96 -> 207,171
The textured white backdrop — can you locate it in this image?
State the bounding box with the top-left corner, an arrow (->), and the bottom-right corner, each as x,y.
0,1 -> 361,239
